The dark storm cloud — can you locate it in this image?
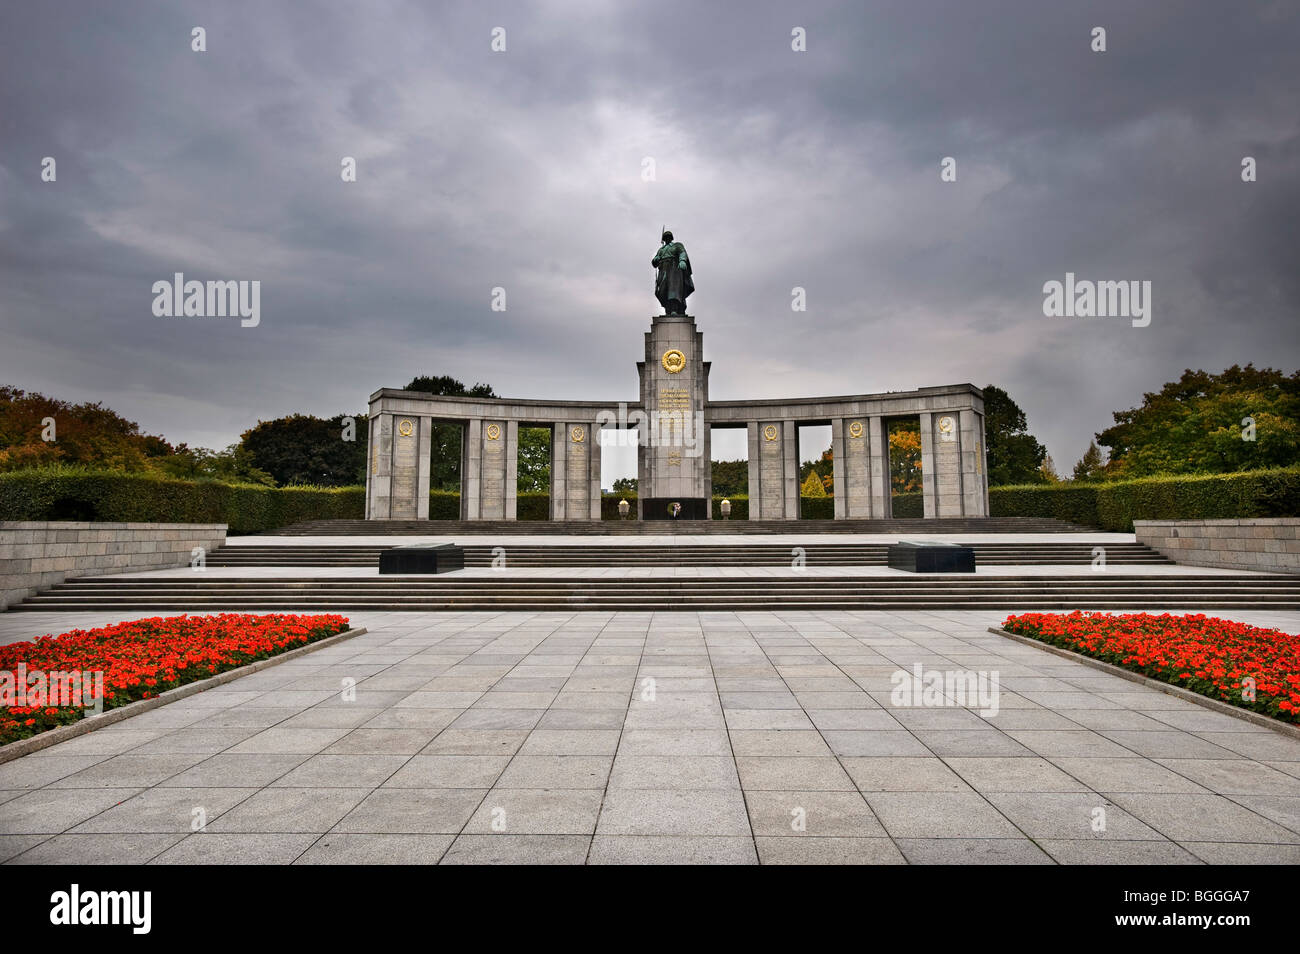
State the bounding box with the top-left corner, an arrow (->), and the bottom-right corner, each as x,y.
1,0 -> 1297,475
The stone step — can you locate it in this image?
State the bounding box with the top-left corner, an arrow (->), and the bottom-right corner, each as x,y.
206,541 -> 1172,567
16,571 -> 1298,611
264,516 -> 1090,535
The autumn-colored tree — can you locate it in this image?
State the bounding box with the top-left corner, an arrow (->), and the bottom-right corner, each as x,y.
0,386 -> 174,472
889,423 -> 922,494
798,447 -> 834,493
800,470 -> 827,497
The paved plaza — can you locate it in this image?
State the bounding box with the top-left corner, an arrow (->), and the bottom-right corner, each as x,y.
2,608 -> 1299,865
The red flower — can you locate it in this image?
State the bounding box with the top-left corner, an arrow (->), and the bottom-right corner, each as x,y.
0,614 -> 349,745
1002,612 -> 1300,725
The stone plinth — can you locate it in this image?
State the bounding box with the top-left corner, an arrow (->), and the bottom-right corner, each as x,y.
637,315 -> 710,518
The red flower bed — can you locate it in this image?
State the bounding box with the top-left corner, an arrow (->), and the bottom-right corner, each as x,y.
0,614 -> 349,744
1002,612 -> 1300,725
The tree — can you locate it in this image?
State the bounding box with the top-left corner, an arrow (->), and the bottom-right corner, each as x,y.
404,375 -> 496,398
1038,454 -> 1061,483
1096,365 -> 1300,477
800,470 -> 827,497
611,476 -> 637,495
1071,441 -> 1105,482
710,459 -> 749,497
799,446 -> 834,493
0,386 -> 175,472
517,426 -> 551,493
153,443 -> 276,486
240,412 -> 368,487
888,421 -> 922,494
982,385 -> 1048,485
403,374 -> 498,490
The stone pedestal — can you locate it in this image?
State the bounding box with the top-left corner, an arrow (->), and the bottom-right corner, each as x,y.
637,315 -> 710,519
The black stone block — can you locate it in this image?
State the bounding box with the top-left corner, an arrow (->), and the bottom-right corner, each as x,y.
640,497 -> 710,520
886,540 -> 976,573
378,544 -> 465,574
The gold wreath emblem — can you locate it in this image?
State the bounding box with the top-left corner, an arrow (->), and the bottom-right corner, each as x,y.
762,424 -> 779,442
938,416 -> 955,434
661,349 -> 686,374
848,421 -> 864,439
397,419 -> 414,437
571,426 -> 586,443
485,423 -> 501,440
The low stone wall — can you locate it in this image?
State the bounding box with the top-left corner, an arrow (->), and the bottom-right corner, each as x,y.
1134,518 -> 1299,573
0,522 -> 227,610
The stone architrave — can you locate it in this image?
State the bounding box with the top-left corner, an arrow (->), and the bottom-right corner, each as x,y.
363,308 -> 990,523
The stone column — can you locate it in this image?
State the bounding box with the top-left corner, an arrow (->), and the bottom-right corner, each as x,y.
918,411 -> 935,519
416,417 -> 433,519
782,420 -> 799,520
550,423 -> 567,520
590,422 -> 604,520
549,422 -> 599,520
366,412 -> 392,519
831,418 -> 846,520
746,422 -> 760,520
961,409 -> 989,517
460,420 -> 482,520
835,417 -> 872,518
478,419 -> 509,519
931,411 -> 964,516
753,420 -> 789,519
504,420 -> 518,521
868,415 -> 890,518
389,414 -> 422,519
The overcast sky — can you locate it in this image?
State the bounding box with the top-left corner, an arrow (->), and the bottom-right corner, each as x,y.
2,0 -> 1297,483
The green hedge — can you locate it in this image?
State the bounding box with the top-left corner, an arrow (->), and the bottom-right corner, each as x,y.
518,493 -> 549,520
989,484 -> 1101,527
6,467 -> 1294,533
429,490 -> 460,520
891,493 -> 923,518
800,496 -> 833,520
888,470 -> 1299,529
987,469 -> 1299,530
714,495 -> 748,520
0,468 -> 363,534
428,491 -> 550,520
602,494 -> 637,520
1092,469 -> 1300,531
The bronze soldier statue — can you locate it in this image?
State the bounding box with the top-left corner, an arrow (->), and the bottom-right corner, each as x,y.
652,230 -> 694,315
